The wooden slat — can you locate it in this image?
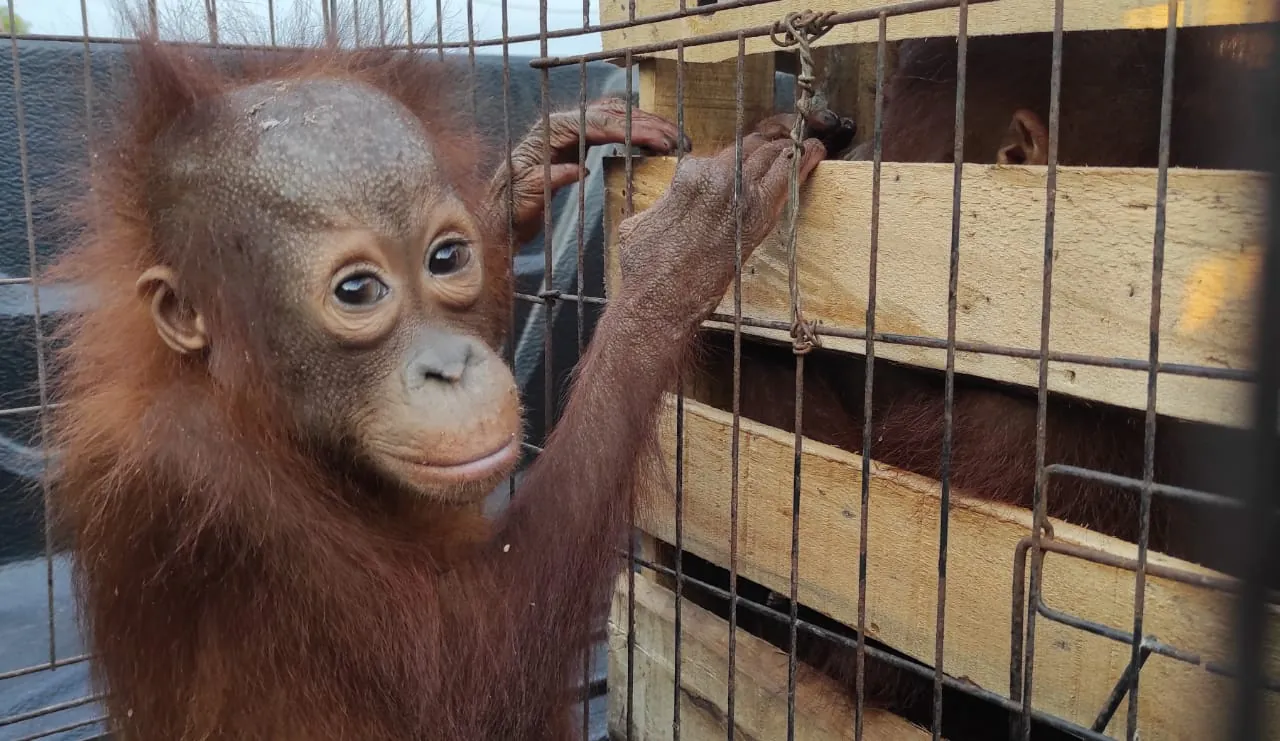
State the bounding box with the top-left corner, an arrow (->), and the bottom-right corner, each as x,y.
606,575 -> 932,740
630,396 -> 1280,740
639,56 -> 776,156
604,156 -> 1264,428
598,0 -> 1279,63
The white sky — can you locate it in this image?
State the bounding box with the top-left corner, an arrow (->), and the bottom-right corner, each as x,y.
11,0 -> 603,57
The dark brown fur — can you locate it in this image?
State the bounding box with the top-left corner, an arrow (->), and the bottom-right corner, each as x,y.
847,26 -> 1268,168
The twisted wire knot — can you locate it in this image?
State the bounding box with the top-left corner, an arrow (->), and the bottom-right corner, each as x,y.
790,317 -> 820,356
769,11 -> 836,117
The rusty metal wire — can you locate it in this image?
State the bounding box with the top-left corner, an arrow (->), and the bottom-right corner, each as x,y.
769,10 -> 831,358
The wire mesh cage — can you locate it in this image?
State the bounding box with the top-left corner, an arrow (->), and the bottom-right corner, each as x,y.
0,0 -> 1277,740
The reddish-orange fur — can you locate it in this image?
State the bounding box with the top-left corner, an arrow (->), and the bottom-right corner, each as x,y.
44,36 -> 636,741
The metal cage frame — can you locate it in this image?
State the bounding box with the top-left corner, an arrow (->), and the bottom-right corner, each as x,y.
1,0 -> 1277,739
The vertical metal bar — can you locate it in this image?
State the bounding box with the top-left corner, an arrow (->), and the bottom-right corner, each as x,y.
786,327 -> 803,739
435,0 -> 445,58
583,0 -> 591,30
353,0 -> 362,47
500,0 -> 516,509
77,0 -> 95,669
538,0 -> 554,545
405,0 -> 414,50
785,46 -> 808,741
726,34 -> 747,741
935,3 -> 969,738
1017,0 -> 1065,737
577,54 -> 590,741
1125,2 -> 1177,737
623,46 -> 636,741
1229,18 -> 1280,741
80,0 -> 93,139
577,56 -> 588,375
6,0 -> 55,668
268,0 -> 278,45
148,0 -> 158,34
377,0 -> 386,45
856,13 -> 888,741
205,0 -> 218,45
671,38 -> 687,741
466,0 -> 477,112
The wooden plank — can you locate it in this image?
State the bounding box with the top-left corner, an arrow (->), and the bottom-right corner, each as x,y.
603,156 -> 1264,428
639,56 -> 776,156
606,575 -> 933,740
631,396 -> 1280,740
598,0 -> 1279,63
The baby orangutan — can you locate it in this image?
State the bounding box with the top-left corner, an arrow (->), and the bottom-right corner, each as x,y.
45,26 -> 836,741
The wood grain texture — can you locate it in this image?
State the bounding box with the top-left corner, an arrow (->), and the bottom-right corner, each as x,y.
629,396 -> 1280,740
599,0 -> 1279,63
606,575 -> 933,741
604,156 -> 1264,427
639,56 -> 776,156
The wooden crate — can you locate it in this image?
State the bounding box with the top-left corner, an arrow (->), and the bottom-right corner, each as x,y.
598,3 -> 1278,740
613,396 -> 1280,740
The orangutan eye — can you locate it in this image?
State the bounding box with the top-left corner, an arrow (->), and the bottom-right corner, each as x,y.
334,273 -> 389,306
426,239 -> 473,277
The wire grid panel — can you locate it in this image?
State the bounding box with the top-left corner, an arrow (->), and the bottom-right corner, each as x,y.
1,1 -> 1277,741
0,0 -> 618,738
557,2 -> 1280,741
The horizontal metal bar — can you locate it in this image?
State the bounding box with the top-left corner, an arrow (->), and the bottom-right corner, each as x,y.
1045,463 -> 1246,510
2,0 -> 779,57
702,312 -> 1252,382
14,716 -> 106,741
1036,597 -> 1280,693
529,0 -> 999,68
514,293 -> 1246,382
514,291 -> 606,306
1031,536 -> 1247,594
1035,599 -> 1200,665
0,654 -> 91,682
434,0 -> 786,49
0,403 -> 61,418
0,696 -> 101,729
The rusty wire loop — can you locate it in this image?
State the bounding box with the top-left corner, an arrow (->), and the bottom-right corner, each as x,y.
768,9 -> 837,116
769,10 -> 835,356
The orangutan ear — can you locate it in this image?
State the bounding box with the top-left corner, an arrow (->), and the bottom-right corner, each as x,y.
137,266 -> 208,355
996,108 -> 1050,166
